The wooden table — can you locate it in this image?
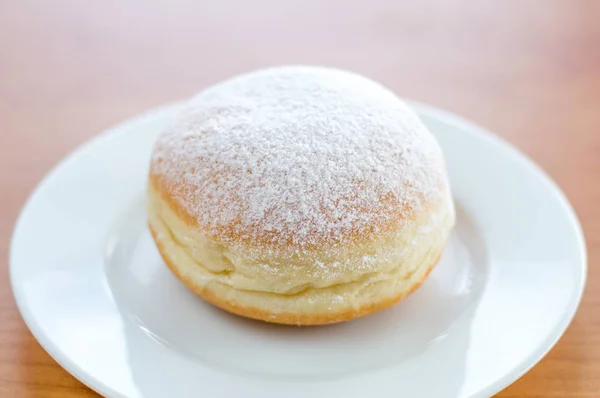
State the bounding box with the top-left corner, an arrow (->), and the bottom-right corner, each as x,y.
1,1 -> 598,396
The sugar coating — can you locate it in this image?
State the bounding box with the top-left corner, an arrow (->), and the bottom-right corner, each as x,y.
151,66 -> 446,250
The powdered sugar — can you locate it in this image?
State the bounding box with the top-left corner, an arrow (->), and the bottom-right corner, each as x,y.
151,66 -> 445,250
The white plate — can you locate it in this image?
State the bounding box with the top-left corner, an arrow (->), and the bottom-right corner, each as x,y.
10,102 -> 586,398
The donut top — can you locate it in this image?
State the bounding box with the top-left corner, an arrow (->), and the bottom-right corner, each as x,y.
150,66 -> 446,249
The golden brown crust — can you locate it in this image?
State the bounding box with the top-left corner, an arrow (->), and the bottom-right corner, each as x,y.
150,223 -> 440,325
148,176 -> 449,258
148,173 -> 424,250
149,174 -> 199,235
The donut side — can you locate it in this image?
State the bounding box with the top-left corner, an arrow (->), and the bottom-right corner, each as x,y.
147,180 -> 454,325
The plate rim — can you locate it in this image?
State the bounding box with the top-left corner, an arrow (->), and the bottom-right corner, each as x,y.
412,100 -> 587,397
9,100 -> 587,398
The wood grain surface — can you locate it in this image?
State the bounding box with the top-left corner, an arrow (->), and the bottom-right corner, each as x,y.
1,1 -> 598,396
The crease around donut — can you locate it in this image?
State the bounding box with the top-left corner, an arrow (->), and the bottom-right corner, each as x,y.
150,221 -> 445,325
154,207 -> 409,297
147,182 -> 454,301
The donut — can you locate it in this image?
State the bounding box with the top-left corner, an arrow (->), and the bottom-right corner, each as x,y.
147,66 -> 455,325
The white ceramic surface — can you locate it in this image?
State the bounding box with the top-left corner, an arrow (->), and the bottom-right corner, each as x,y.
10,102 -> 586,398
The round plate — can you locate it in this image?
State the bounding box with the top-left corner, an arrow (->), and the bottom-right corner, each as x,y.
10,101 -> 586,398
